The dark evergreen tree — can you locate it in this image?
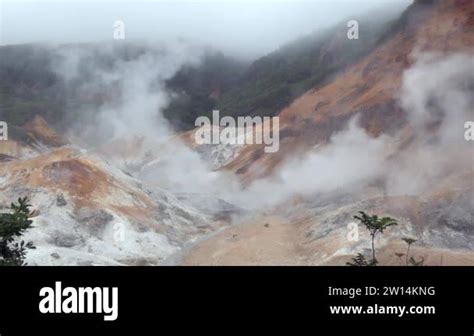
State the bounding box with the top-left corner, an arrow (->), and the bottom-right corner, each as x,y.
0,197 -> 35,266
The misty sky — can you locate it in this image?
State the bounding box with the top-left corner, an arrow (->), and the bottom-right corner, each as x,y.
0,0 -> 411,58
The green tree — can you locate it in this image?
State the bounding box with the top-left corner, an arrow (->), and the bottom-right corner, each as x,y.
402,237 -> 417,266
0,197 -> 35,266
353,211 -> 398,264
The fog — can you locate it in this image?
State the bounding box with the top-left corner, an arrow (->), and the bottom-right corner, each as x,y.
51,41 -> 473,209
387,52 -> 474,195
7,0 -> 469,212
237,53 -> 474,207
1,0 -> 411,58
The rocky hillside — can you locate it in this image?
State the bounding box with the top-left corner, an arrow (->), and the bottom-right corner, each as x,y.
0,117 -> 239,265
0,6 -> 401,132
179,0 -> 474,265
222,0 -> 474,181
0,0 -> 472,266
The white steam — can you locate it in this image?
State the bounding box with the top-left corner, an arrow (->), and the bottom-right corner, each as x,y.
54,41 -> 242,195
54,46 -> 473,210
237,52 -> 474,205
386,53 -> 474,195
233,120 -> 389,207
55,41 -> 203,141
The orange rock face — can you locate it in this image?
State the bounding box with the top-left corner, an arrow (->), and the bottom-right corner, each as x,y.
222,0 -> 474,182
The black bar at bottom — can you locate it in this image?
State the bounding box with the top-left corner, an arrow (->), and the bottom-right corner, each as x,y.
0,267 -> 472,335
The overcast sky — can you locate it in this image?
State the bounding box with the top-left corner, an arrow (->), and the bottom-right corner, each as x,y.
0,0 -> 412,58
